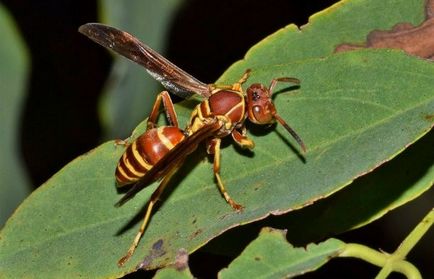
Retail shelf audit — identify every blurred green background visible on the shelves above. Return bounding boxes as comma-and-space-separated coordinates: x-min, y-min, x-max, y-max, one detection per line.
0, 0, 432, 278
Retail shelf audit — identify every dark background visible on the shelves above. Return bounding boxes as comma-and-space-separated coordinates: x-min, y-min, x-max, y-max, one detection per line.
1, 0, 432, 278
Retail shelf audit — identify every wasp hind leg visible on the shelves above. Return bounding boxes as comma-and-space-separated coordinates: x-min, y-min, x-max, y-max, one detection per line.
114, 138, 130, 146
207, 138, 244, 211
114, 91, 178, 147
117, 166, 179, 267
147, 90, 179, 130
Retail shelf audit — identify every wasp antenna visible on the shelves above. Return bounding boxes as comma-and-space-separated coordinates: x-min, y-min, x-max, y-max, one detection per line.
273, 113, 306, 153
277, 77, 300, 84
269, 77, 300, 95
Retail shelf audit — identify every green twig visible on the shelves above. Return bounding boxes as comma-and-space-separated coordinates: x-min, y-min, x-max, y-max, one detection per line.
340, 243, 386, 267
393, 208, 434, 259
339, 208, 433, 279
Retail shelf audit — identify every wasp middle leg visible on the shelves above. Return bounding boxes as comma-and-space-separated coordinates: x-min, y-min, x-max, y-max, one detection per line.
207, 138, 243, 211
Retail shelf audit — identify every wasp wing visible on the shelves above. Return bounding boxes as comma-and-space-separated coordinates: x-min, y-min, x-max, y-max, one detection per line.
116, 119, 222, 207
79, 23, 211, 98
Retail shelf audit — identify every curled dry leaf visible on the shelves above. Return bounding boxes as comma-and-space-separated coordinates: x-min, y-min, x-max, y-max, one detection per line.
335, 0, 434, 59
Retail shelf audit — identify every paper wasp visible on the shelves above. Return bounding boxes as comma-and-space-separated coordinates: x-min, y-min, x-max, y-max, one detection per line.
79, 23, 306, 266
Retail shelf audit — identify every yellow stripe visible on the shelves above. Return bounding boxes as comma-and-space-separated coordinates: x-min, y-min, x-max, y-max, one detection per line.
131, 141, 153, 170
196, 105, 204, 119
225, 101, 243, 118
157, 128, 175, 150
124, 156, 145, 177
117, 164, 135, 181
202, 100, 211, 117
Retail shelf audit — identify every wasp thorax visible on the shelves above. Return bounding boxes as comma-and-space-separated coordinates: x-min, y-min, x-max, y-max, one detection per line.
246, 83, 276, 125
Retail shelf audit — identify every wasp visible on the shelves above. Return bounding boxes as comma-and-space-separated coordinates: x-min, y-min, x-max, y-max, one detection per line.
79, 23, 306, 266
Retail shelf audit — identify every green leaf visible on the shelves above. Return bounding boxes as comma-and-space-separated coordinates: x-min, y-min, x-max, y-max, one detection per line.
154, 267, 193, 279
218, 0, 425, 82
1, 49, 432, 278
281, 129, 434, 244
153, 250, 193, 279
98, 0, 183, 139
1, 0, 433, 278
219, 228, 345, 279
205, 129, 434, 256
0, 4, 31, 227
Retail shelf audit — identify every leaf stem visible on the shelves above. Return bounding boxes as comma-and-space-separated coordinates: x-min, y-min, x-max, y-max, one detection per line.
375, 260, 421, 279
340, 243, 386, 267
393, 208, 434, 259
376, 207, 434, 279
339, 208, 433, 279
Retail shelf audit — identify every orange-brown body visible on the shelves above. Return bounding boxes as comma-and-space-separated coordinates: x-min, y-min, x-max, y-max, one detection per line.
115, 126, 185, 185
80, 23, 307, 267
115, 88, 248, 186
187, 89, 246, 137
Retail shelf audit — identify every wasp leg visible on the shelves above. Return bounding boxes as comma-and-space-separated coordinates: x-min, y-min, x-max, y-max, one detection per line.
230, 69, 251, 91
147, 91, 179, 130
114, 138, 131, 146
237, 69, 251, 85
268, 77, 300, 94
208, 69, 252, 92
208, 83, 234, 91
231, 126, 255, 150
117, 166, 179, 267
207, 138, 244, 211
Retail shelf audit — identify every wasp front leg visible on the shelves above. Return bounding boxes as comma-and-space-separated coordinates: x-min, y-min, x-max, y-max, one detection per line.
208, 69, 251, 92
231, 126, 255, 150
207, 138, 244, 211
231, 69, 251, 91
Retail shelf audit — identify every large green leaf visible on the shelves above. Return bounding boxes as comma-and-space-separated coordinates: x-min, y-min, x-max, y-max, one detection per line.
204, 129, 434, 256
0, 49, 432, 278
0, 4, 30, 227
153, 249, 193, 279
282, 129, 434, 245
154, 267, 193, 279
219, 228, 345, 279
1, 0, 433, 278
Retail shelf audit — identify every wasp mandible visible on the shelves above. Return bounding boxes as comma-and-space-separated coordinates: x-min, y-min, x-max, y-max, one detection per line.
79, 23, 306, 266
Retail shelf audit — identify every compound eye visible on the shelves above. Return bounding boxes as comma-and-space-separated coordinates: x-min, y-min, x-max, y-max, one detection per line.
252, 105, 273, 124
252, 105, 262, 116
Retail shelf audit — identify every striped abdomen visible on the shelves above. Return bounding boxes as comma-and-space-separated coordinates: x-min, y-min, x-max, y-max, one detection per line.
115, 126, 185, 186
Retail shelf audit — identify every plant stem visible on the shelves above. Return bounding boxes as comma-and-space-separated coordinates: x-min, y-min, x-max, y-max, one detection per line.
393, 208, 434, 259
340, 243, 387, 267
376, 260, 421, 279
339, 208, 433, 279
376, 207, 434, 279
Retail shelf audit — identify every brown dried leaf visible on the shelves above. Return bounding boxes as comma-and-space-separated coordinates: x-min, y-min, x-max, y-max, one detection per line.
335, 0, 434, 59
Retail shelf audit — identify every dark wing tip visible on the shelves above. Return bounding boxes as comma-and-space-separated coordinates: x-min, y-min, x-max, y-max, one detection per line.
78, 23, 101, 35
115, 194, 130, 207
78, 23, 125, 47
115, 183, 141, 207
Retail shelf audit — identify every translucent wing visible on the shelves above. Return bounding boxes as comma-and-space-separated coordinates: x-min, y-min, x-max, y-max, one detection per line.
116, 119, 222, 206
79, 23, 211, 98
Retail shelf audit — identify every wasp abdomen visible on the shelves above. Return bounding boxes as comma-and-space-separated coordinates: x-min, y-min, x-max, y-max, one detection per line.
115, 126, 185, 186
